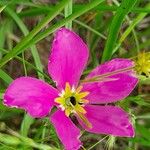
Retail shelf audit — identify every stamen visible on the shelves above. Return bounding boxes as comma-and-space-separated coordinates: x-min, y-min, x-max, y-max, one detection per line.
77, 111, 92, 129
77, 92, 89, 99
76, 85, 83, 93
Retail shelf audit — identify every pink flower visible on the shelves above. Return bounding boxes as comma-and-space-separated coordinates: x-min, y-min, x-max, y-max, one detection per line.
4, 28, 138, 150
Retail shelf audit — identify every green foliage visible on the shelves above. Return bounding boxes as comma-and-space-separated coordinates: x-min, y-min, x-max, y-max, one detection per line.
0, 0, 150, 149
101, 0, 137, 62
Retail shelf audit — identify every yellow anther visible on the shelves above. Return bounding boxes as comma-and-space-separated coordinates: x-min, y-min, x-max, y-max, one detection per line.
76, 92, 89, 99
55, 97, 64, 103
65, 82, 72, 96
77, 111, 92, 129
76, 85, 83, 93
74, 105, 86, 114
65, 108, 72, 117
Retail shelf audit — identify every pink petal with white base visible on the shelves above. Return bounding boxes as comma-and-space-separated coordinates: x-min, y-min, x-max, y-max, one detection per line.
48, 28, 89, 90
82, 59, 138, 103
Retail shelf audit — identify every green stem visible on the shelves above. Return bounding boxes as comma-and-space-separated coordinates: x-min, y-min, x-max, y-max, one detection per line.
87, 135, 109, 150
20, 114, 34, 137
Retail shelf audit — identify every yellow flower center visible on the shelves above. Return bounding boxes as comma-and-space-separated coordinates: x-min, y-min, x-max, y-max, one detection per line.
135, 52, 150, 77
55, 83, 92, 128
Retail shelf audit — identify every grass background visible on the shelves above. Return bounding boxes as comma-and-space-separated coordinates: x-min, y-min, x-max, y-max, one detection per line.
0, 0, 150, 149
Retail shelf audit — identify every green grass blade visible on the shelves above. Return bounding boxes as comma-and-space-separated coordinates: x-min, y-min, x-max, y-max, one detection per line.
0, 132, 59, 150
0, 0, 70, 68
0, 0, 104, 68
74, 20, 106, 39
24, 0, 105, 51
20, 114, 34, 137
119, 4, 150, 45
0, 5, 6, 13
65, 0, 72, 29
101, 0, 137, 62
0, 48, 51, 82
112, 0, 140, 55
0, 69, 13, 84
18, 6, 106, 39
18, 5, 150, 18
113, 3, 150, 54
5, 7, 44, 79
95, 4, 150, 13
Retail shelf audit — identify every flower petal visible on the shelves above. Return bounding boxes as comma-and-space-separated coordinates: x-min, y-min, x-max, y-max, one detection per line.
82, 59, 138, 103
4, 77, 58, 118
48, 28, 89, 90
50, 110, 82, 150
77, 105, 134, 137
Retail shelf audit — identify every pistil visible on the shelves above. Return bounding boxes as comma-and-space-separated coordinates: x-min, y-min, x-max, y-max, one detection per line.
55, 82, 92, 128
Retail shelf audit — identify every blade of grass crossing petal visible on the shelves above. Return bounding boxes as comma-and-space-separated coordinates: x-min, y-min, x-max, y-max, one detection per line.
0, 0, 70, 68
101, 0, 137, 62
